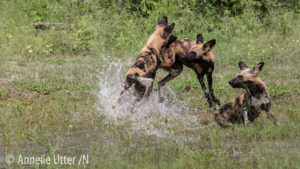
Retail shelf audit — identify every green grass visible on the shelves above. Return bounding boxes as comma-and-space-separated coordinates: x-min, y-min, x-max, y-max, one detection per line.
0, 0, 300, 168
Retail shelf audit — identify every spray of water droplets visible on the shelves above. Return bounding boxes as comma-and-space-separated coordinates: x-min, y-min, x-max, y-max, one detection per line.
96, 55, 200, 137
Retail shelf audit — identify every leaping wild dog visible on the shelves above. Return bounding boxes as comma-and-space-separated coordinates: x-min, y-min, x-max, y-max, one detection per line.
215, 62, 279, 127
119, 16, 175, 112
158, 34, 220, 108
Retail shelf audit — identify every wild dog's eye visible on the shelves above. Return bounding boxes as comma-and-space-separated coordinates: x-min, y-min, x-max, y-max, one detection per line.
237, 75, 243, 79
190, 51, 196, 56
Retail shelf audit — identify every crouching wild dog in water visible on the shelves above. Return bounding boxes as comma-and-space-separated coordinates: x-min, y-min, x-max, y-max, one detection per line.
215, 62, 279, 127
158, 34, 220, 108
119, 16, 175, 112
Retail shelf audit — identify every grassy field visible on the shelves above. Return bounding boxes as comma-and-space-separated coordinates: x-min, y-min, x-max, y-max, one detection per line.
1, 1, 300, 168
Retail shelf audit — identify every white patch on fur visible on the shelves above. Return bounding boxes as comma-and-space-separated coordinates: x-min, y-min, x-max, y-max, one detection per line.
136, 77, 153, 88
251, 93, 269, 107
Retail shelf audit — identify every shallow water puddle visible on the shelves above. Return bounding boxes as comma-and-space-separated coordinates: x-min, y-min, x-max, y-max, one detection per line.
96, 56, 200, 137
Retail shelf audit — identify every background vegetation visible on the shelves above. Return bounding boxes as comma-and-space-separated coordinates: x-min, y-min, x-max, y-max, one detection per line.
0, 0, 299, 168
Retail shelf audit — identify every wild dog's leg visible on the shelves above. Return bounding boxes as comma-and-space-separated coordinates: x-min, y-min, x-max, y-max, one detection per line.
196, 72, 214, 108
144, 83, 153, 99
131, 87, 147, 113
207, 72, 220, 105
266, 111, 280, 126
264, 103, 279, 126
243, 107, 249, 126
118, 81, 133, 103
158, 73, 175, 103
131, 94, 144, 113
144, 74, 155, 99
158, 65, 183, 103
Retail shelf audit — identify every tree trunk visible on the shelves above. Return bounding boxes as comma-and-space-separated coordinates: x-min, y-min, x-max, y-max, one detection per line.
118, 0, 124, 14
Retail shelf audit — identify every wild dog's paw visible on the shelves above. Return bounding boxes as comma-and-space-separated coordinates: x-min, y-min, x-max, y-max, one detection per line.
127, 106, 135, 113
213, 98, 221, 105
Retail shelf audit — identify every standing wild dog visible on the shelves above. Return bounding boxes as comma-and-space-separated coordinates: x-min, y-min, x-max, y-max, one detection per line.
119, 16, 175, 112
158, 34, 220, 108
215, 62, 279, 127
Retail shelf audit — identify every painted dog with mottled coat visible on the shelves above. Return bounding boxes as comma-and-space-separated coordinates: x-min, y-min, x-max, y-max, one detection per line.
215, 61, 279, 127
158, 34, 220, 108
119, 17, 175, 112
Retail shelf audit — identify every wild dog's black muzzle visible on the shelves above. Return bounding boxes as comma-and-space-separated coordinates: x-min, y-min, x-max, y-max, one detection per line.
228, 80, 233, 86
229, 79, 242, 88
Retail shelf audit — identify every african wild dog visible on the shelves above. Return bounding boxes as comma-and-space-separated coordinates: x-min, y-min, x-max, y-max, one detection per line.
215, 62, 279, 127
119, 16, 175, 112
158, 34, 220, 108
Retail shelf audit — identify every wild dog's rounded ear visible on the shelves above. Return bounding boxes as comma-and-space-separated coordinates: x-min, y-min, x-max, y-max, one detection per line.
239, 61, 248, 70
256, 62, 264, 70
252, 62, 264, 75
203, 39, 216, 52
196, 34, 203, 44
162, 23, 175, 38
157, 16, 168, 26
164, 23, 175, 32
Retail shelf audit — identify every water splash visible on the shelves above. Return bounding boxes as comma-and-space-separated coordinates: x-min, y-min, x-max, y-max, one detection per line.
96, 55, 199, 137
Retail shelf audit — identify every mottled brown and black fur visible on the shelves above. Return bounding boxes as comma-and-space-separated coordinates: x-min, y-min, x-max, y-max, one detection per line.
215, 62, 279, 127
119, 17, 175, 112
158, 34, 220, 108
